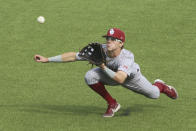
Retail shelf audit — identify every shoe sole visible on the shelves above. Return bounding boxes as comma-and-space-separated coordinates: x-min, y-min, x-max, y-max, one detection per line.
154, 79, 178, 99
114, 103, 121, 112
154, 79, 165, 84
168, 85, 178, 99
103, 103, 121, 118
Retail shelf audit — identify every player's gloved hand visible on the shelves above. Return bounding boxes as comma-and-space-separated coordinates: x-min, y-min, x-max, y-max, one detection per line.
78, 43, 106, 66
34, 55, 49, 63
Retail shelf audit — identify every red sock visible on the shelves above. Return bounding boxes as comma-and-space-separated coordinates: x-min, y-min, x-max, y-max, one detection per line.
153, 82, 164, 93
88, 82, 116, 104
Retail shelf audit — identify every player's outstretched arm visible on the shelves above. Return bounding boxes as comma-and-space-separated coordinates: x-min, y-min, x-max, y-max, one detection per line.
61, 52, 77, 62
34, 52, 77, 63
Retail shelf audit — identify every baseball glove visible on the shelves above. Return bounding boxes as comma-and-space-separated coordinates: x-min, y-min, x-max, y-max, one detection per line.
78, 43, 106, 66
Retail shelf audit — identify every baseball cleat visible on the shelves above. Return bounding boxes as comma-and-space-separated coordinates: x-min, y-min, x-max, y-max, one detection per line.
154, 79, 178, 99
103, 102, 121, 117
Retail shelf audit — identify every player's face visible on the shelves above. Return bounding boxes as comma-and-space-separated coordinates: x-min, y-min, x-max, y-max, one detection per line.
106, 37, 123, 51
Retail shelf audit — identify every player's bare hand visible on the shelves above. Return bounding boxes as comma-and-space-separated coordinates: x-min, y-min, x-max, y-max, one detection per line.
34, 55, 49, 63
99, 63, 106, 69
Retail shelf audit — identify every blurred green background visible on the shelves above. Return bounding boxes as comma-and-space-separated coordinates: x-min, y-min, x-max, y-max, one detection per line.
0, 0, 195, 130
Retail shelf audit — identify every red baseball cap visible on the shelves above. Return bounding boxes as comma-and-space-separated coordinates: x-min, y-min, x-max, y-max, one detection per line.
102, 28, 125, 42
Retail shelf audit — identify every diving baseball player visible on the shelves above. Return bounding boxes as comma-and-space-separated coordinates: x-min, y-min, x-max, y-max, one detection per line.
34, 28, 178, 117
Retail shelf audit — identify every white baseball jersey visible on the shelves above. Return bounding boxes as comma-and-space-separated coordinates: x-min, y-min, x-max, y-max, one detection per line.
76, 44, 140, 78
101, 44, 140, 79
77, 44, 160, 99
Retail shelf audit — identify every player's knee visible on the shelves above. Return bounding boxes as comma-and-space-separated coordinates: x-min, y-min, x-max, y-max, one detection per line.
148, 88, 160, 99
150, 93, 160, 99
85, 70, 99, 85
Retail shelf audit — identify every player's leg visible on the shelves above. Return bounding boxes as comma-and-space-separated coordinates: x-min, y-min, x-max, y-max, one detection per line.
123, 72, 178, 99
123, 74, 161, 99
85, 67, 120, 117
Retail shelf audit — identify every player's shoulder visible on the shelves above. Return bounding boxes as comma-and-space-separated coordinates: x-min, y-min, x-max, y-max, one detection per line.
120, 49, 134, 59
117, 49, 135, 65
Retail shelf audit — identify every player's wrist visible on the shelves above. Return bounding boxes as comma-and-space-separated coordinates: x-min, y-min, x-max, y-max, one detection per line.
46, 58, 49, 62
103, 66, 115, 79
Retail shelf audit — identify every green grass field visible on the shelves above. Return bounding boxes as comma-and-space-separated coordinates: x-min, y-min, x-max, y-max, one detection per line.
0, 0, 196, 130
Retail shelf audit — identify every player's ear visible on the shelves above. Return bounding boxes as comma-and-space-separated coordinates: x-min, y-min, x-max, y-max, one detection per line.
119, 42, 124, 48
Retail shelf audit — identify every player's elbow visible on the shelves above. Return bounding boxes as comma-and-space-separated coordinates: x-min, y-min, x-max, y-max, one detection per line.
114, 76, 127, 84
114, 71, 127, 84
69, 52, 77, 61
117, 78, 126, 84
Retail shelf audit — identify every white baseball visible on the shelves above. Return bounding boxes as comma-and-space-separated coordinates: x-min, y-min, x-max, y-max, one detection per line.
37, 16, 45, 23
